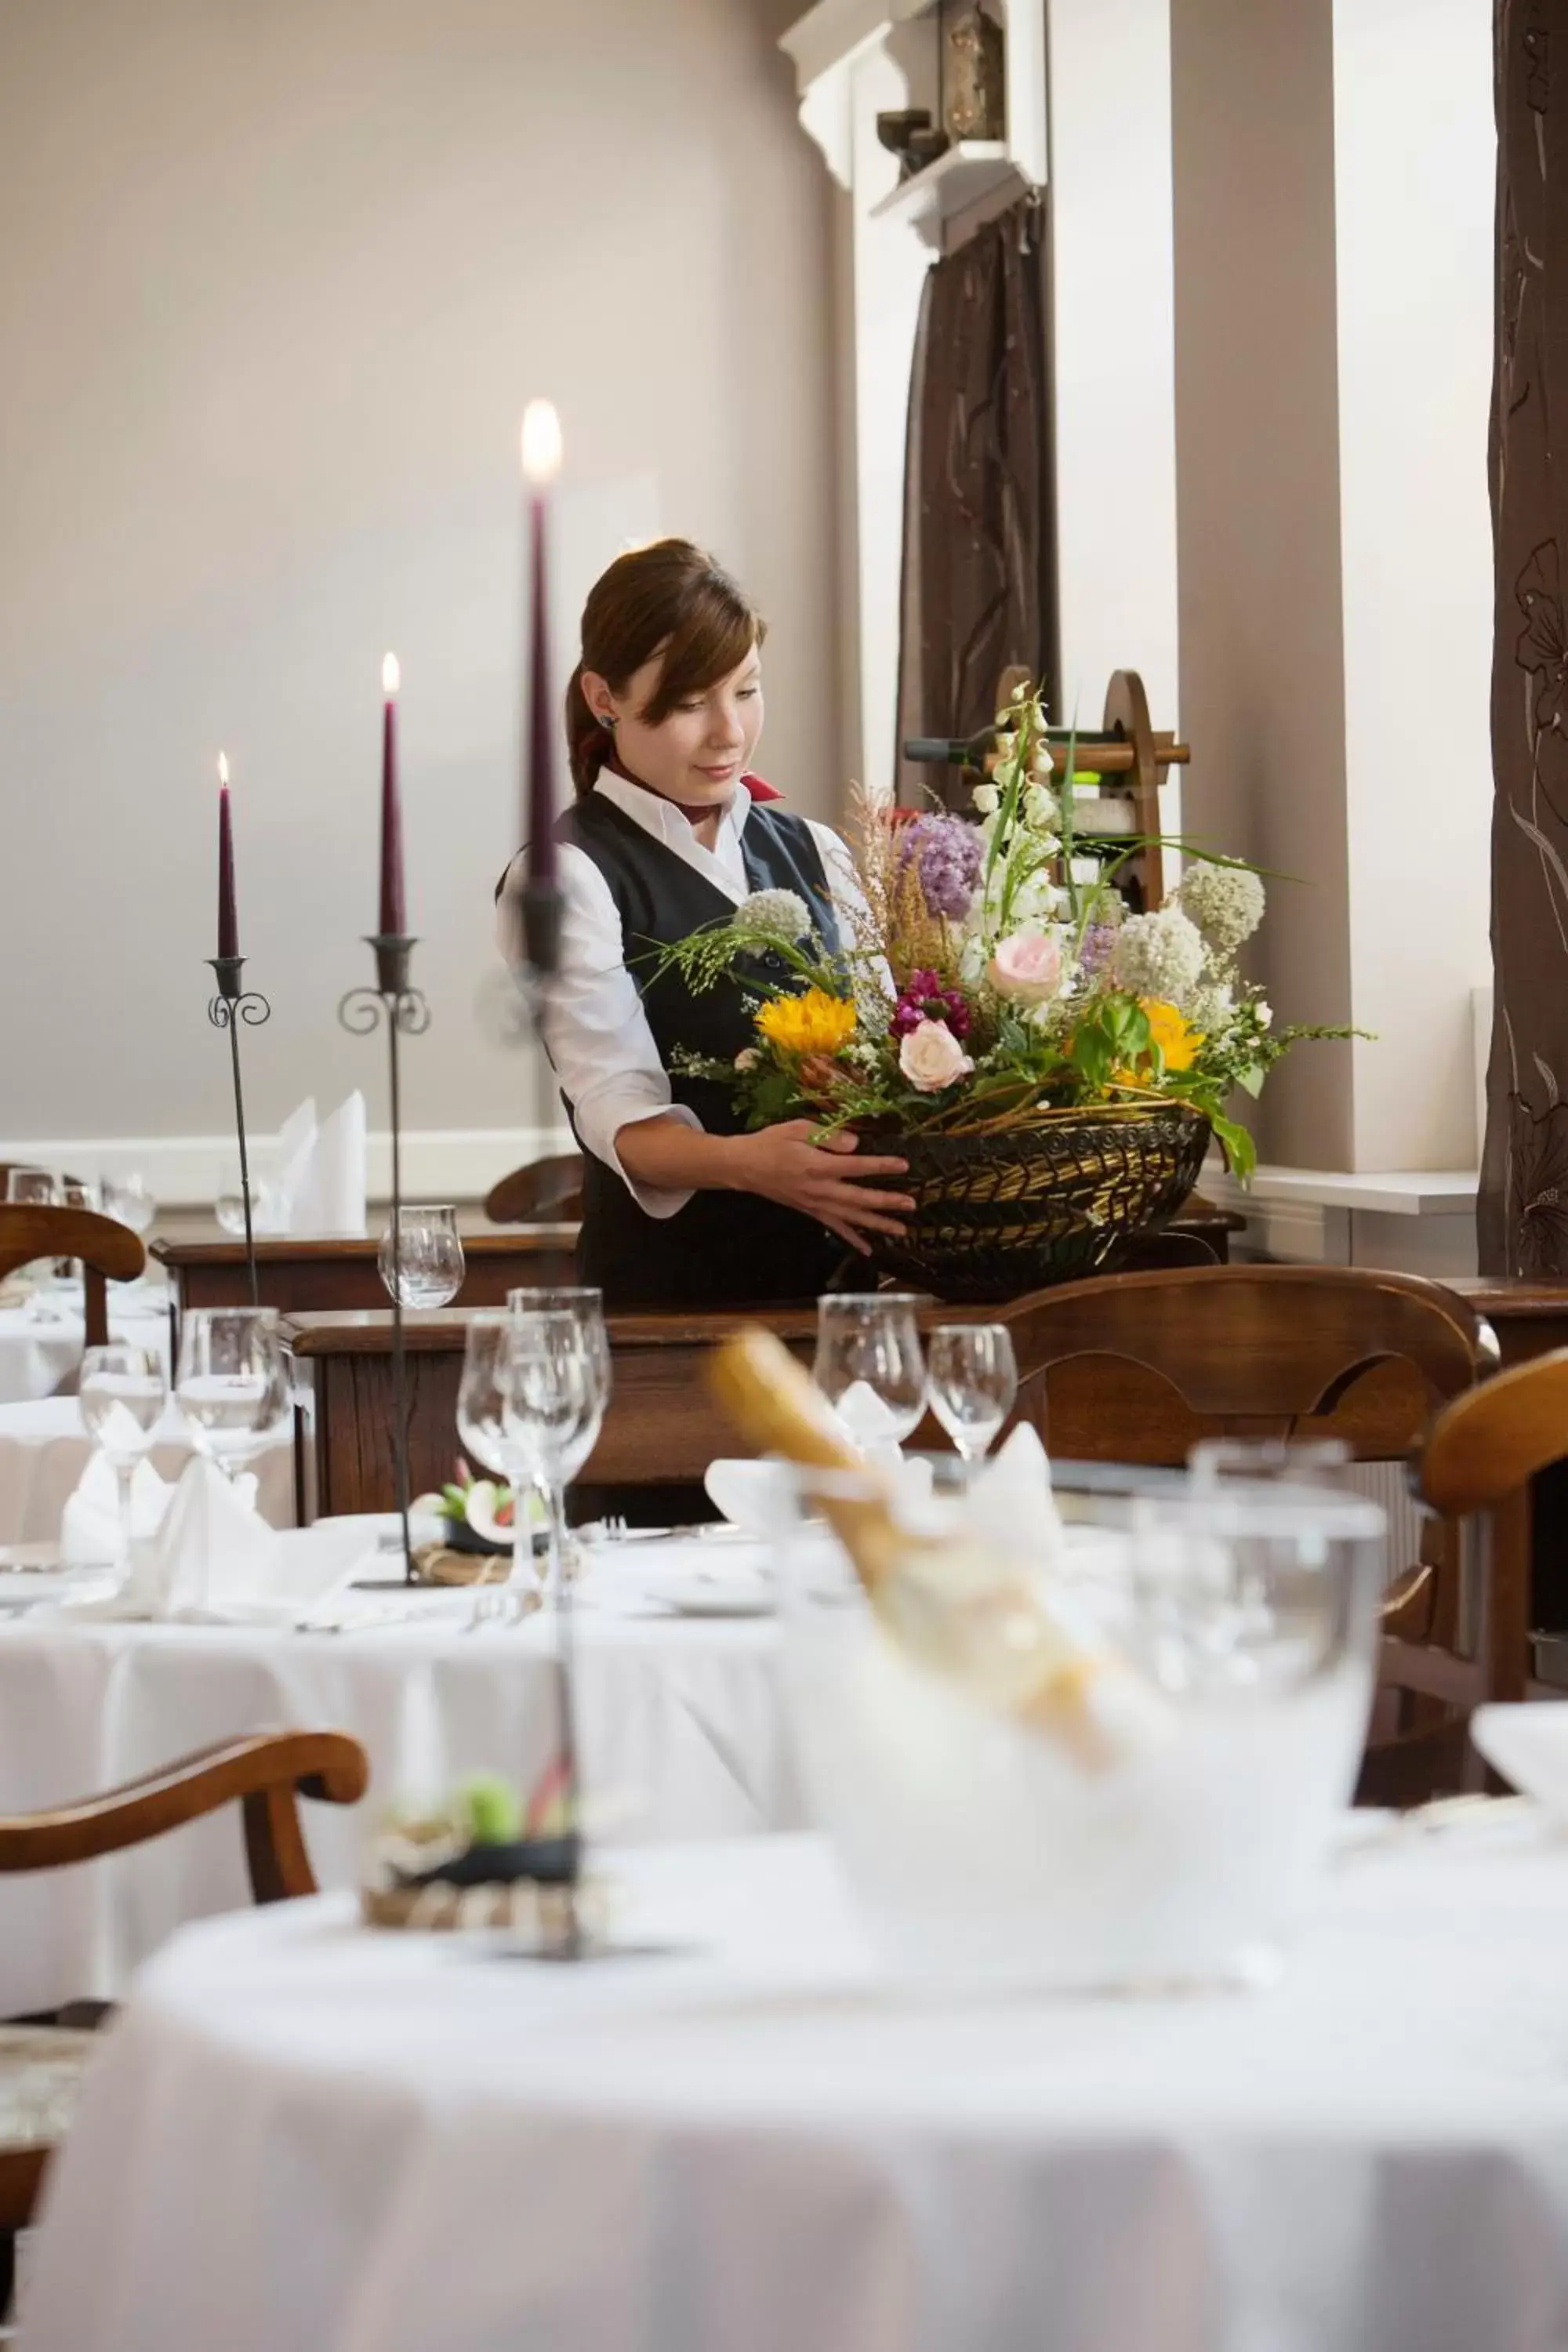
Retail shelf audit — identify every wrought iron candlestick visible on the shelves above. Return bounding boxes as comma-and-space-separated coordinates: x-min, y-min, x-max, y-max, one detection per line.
339, 935, 430, 1581
206, 956, 271, 1307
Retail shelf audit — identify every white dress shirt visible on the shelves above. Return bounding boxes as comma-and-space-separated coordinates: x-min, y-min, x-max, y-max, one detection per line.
498, 768, 866, 1217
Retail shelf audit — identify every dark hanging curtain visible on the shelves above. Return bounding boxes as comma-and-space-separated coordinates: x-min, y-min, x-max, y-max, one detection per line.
1483, 0, 1568, 1272
895, 194, 1055, 811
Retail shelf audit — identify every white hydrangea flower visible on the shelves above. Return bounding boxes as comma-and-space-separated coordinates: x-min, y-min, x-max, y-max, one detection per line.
1109, 906, 1207, 1004
733, 887, 811, 946
1177, 862, 1265, 953
971, 780, 1000, 815
1184, 978, 1235, 1036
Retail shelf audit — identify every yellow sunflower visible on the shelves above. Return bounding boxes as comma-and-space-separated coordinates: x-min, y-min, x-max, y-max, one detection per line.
755, 988, 858, 1058
1142, 998, 1203, 1073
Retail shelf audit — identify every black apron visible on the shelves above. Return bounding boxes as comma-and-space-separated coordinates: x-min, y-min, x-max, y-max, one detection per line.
552, 791, 848, 1311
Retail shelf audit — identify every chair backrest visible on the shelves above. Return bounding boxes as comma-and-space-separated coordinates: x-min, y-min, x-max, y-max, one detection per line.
997, 1264, 1498, 1465
1414, 1347, 1568, 1712
0, 1205, 146, 1347
484, 1152, 584, 1225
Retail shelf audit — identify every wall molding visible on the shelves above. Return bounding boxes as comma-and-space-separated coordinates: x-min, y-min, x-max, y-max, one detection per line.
0, 1128, 574, 1209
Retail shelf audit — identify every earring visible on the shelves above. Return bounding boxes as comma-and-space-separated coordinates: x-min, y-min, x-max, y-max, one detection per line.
599, 713, 617, 732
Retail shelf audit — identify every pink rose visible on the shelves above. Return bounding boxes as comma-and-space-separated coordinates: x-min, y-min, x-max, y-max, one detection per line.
898, 1018, 975, 1094
988, 931, 1063, 1004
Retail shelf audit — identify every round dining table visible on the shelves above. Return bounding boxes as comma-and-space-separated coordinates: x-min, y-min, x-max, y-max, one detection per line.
21, 1817, 1568, 2352
0, 1284, 171, 1406
0, 1397, 295, 1546
0, 1540, 795, 2016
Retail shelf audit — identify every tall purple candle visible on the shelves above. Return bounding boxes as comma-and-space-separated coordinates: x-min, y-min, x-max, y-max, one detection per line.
216, 752, 239, 959
378, 652, 406, 936
521, 401, 563, 886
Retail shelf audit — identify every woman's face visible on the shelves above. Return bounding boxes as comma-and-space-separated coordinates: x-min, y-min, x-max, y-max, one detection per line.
587, 643, 763, 808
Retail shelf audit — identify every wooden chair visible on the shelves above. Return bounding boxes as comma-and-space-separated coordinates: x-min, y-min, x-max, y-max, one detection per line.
995, 1265, 1503, 1802
0, 1204, 145, 1347
484, 1152, 584, 1226
1417, 1347, 1568, 1714
0, 1730, 368, 2287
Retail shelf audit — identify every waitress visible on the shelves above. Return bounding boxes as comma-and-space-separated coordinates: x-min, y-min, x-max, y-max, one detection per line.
499, 536, 913, 1311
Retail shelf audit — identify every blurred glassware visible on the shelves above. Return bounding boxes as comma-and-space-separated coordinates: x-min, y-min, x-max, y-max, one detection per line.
102, 1173, 156, 1236
503, 1307, 602, 1599
175, 1307, 290, 1482
1189, 1437, 1352, 1490
770, 1461, 1384, 1993
456, 1312, 540, 1607
78, 1343, 168, 1577
927, 1323, 1018, 1461
813, 1293, 927, 1451
506, 1284, 610, 1398
5, 1171, 57, 1207
378, 1204, 465, 1308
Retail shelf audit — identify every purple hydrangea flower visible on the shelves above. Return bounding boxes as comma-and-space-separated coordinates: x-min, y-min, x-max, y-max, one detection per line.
898, 815, 983, 922
1079, 923, 1117, 978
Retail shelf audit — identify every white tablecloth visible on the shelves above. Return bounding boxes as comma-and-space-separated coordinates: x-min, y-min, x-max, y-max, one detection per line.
24, 1822, 1568, 2352
0, 1398, 294, 1545
0, 1549, 794, 2015
0, 1287, 171, 1405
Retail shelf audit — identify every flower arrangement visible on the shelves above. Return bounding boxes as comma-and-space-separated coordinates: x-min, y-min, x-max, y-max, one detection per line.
657, 685, 1348, 1181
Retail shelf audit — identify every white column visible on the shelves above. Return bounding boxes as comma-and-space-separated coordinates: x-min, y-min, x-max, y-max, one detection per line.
1334, 0, 1494, 1171
1044, 0, 1180, 736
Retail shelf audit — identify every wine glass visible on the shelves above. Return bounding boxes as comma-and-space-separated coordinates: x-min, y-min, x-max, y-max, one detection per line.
175, 1307, 290, 1482
456, 1312, 540, 1605
378, 1205, 465, 1308
927, 1323, 1018, 1462
814, 1294, 927, 1452
78, 1343, 168, 1576
506, 1284, 611, 1402
503, 1308, 602, 1600
103, 1172, 156, 1236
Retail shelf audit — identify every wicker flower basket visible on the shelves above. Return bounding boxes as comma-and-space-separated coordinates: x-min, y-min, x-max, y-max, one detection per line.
864, 1105, 1212, 1305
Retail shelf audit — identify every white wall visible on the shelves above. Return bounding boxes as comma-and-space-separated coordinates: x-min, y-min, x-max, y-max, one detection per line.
1045, 0, 1179, 736
1334, 0, 1494, 1170
0, 0, 838, 1192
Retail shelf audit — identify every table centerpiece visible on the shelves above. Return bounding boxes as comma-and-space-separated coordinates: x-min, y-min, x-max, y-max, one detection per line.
656, 684, 1350, 1301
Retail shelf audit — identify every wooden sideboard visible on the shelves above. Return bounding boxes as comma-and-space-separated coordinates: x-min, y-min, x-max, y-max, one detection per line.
154, 1225, 579, 1327
281, 1276, 1568, 1526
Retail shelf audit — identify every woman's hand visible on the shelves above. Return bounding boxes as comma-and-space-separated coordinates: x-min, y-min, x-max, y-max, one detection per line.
724, 1122, 915, 1257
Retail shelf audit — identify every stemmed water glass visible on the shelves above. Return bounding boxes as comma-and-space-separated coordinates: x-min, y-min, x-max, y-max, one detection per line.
378, 1205, 466, 1308
78, 1343, 168, 1577
175, 1308, 291, 1483
456, 1312, 542, 1607
813, 1293, 927, 1452
506, 1285, 610, 1396
503, 1308, 604, 1600
103, 1172, 156, 1236
927, 1323, 1018, 1462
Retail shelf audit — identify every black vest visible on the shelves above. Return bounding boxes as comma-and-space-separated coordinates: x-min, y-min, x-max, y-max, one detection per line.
552, 790, 847, 1309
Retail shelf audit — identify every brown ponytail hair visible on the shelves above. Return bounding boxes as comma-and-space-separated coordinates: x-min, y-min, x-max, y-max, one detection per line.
564, 538, 766, 793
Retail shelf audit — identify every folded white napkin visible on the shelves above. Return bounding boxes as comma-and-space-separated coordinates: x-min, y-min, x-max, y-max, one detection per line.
265, 1094, 368, 1238
964, 1422, 1066, 1565
61, 1456, 363, 1624
60, 1449, 176, 1565
1472, 1704, 1568, 1818
289, 1091, 367, 1237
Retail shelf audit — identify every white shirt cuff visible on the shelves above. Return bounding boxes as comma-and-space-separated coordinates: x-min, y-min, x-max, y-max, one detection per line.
601, 1102, 704, 1219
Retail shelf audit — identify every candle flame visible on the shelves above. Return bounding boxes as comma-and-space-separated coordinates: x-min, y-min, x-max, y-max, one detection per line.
217, 751, 230, 787
521, 399, 563, 485
383, 652, 400, 697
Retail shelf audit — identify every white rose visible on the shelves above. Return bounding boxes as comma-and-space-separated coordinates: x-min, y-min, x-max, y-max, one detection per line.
898, 1018, 975, 1094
